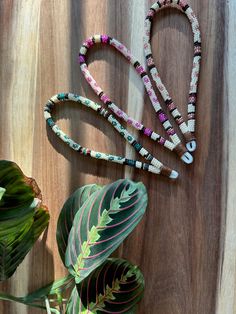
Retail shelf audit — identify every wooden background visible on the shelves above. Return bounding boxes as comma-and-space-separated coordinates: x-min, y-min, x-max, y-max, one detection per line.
0, 0, 234, 313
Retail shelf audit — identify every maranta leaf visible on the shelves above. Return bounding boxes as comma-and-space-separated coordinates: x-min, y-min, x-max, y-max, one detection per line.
66, 258, 144, 314
65, 179, 147, 283
0, 160, 49, 280
57, 184, 101, 265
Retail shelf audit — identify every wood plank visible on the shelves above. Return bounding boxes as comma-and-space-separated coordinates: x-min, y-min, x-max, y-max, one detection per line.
216, 1, 236, 313
0, 0, 228, 313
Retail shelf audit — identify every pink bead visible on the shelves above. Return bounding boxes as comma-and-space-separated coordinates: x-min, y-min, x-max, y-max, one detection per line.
189, 96, 196, 103
167, 128, 175, 136
180, 0, 187, 7
86, 38, 94, 48
168, 102, 176, 111
147, 57, 154, 66
148, 10, 154, 17
137, 66, 144, 74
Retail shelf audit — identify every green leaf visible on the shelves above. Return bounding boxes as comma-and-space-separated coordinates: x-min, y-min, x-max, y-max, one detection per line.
0, 160, 50, 281
57, 184, 102, 265
0, 160, 35, 219
24, 274, 74, 303
65, 286, 80, 314
65, 179, 147, 283
66, 258, 144, 314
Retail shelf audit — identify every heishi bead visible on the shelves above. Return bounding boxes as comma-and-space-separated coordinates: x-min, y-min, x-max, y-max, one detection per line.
94, 35, 101, 43
144, 128, 152, 136
101, 34, 109, 43
159, 137, 166, 145
179, 123, 190, 133
80, 46, 87, 55
86, 38, 94, 48
188, 104, 196, 112
79, 55, 85, 63
159, 112, 167, 122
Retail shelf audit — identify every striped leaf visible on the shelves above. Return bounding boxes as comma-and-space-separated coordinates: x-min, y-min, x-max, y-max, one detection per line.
57, 184, 101, 265
66, 258, 144, 314
65, 179, 147, 283
0, 160, 49, 280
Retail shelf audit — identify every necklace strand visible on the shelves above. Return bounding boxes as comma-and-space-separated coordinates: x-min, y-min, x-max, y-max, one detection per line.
144, 0, 201, 151
44, 93, 178, 179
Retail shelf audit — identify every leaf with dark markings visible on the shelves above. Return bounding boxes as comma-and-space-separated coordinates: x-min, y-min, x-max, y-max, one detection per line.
65, 286, 80, 314
66, 258, 144, 314
0, 160, 49, 281
65, 179, 147, 283
57, 184, 102, 265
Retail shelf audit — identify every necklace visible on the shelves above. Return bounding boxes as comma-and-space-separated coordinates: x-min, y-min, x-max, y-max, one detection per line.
44, 93, 178, 179
144, 0, 201, 151
44, 0, 201, 179
78, 1, 201, 164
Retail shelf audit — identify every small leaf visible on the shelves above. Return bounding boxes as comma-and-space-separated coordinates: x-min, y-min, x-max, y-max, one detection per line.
65, 179, 147, 283
57, 184, 102, 265
65, 258, 144, 314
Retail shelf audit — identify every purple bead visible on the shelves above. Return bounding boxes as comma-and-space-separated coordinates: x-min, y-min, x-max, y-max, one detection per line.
159, 137, 166, 145
159, 112, 167, 123
79, 55, 85, 63
101, 35, 109, 43
144, 128, 152, 136
101, 94, 110, 103
167, 128, 175, 136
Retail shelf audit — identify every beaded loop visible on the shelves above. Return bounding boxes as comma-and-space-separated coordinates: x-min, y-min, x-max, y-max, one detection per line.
44, 93, 179, 179
79, 35, 193, 164
144, 0, 201, 151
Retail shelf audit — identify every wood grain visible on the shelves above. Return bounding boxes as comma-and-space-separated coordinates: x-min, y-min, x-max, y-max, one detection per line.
0, 0, 229, 313
216, 1, 236, 313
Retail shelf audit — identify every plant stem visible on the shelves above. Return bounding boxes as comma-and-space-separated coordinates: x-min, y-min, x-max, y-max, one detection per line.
0, 187, 6, 200
49, 298, 67, 302
45, 297, 52, 314
59, 303, 64, 314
